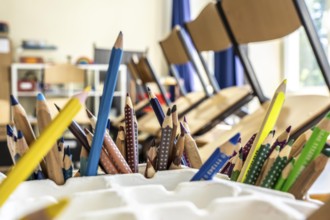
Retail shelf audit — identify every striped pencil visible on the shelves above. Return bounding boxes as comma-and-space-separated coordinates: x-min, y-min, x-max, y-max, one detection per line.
230, 151, 243, 181
6, 124, 15, 164
125, 93, 138, 173
243, 130, 275, 185
169, 123, 185, 170
256, 145, 280, 185
115, 126, 126, 159
85, 128, 118, 174
168, 105, 178, 167
183, 124, 203, 169
157, 108, 173, 170
260, 141, 292, 189
289, 150, 330, 199
86, 32, 123, 176
62, 146, 73, 181
274, 156, 297, 190
37, 93, 64, 185
282, 112, 330, 191
147, 87, 165, 126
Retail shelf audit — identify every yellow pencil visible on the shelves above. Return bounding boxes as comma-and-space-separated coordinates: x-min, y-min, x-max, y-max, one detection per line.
0, 89, 89, 207
20, 198, 69, 220
238, 79, 286, 182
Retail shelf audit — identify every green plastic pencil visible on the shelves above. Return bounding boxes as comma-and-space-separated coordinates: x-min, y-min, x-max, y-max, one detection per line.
282, 112, 330, 192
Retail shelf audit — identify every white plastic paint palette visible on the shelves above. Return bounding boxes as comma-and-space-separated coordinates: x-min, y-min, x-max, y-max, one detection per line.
0, 167, 319, 220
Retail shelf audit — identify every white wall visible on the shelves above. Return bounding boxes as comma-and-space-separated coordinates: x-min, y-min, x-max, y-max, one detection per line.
0, 0, 171, 74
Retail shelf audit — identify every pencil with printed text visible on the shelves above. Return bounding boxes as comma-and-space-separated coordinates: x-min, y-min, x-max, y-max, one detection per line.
6, 124, 15, 163
244, 130, 275, 185
289, 149, 330, 199
20, 198, 69, 220
289, 129, 312, 160
37, 93, 64, 185
62, 146, 73, 181
168, 105, 178, 167
116, 126, 126, 159
274, 155, 297, 190
191, 133, 241, 181
170, 123, 185, 170
184, 124, 203, 169
125, 93, 138, 172
157, 108, 173, 170
86, 32, 123, 176
85, 128, 118, 174
147, 87, 165, 126
0, 90, 88, 207
238, 80, 286, 182
256, 145, 280, 185
260, 140, 292, 188
282, 112, 330, 191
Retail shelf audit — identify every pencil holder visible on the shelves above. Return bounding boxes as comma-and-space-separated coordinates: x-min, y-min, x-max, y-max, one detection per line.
0, 164, 320, 220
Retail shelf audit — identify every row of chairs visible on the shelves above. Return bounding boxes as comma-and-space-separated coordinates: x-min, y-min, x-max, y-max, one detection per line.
116, 0, 330, 161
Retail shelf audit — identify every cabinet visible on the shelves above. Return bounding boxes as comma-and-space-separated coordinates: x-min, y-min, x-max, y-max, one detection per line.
10, 63, 127, 124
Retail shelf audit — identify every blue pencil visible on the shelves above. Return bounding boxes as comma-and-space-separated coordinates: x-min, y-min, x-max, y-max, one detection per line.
191, 133, 240, 181
147, 87, 165, 126
85, 32, 123, 176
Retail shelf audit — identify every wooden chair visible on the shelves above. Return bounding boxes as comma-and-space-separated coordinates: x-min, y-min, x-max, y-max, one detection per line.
197, 0, 330, 160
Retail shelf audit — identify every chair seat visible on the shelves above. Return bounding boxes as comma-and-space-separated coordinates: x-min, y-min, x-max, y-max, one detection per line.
138, 91, 206, 135
138, 86, 251, 136
198, 94, 330, 162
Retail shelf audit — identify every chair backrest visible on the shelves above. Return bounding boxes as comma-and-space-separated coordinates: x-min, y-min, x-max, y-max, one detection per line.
221, 0, 300, 44
44, 64, 84, 84
185, 2, 231, 53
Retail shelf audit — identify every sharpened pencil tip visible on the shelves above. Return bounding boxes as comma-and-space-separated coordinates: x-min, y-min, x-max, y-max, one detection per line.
180, 122, 188, 134
10, 95, 18, 106
14, 135, 17, 142
171, 105, 177, 113
37, 93, 46, 101
114, 31, 123, 49
126, 93, 130, 97
229, 133, 241, 145
183, 116, 187, 123
65, 146, 71, 155
17, 130, 23, 139
6, 124, 13, 136
166, 108, 171, 116
84, 86, 91, 92
147, 87, 151, 92
54, 103, 61, 111
286, 125, 292, 133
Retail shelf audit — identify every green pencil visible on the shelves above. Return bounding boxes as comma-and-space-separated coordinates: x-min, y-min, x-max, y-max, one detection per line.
282, 112, 330, 192
274, 156, 297, 190
256, 145, 280, 186
230, 151, 243, 181
261, 142, 292, 189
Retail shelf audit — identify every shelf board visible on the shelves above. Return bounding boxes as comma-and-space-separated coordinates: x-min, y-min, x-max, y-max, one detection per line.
17, 91, 123, 97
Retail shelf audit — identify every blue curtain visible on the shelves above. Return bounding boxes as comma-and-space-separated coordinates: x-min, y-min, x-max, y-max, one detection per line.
171, 0, 195, 100
214, 47, 244, 88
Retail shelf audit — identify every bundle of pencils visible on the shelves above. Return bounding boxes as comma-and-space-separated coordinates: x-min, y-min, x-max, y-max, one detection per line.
6, 94, 76, 184
144, 105, 203, 178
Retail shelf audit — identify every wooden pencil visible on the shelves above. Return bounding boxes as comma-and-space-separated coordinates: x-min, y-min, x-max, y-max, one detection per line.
269, 126, 291, 155
283, 112, 330, 191
147, 87, 165, 126
230, 151, 243, 181
86, 32, 123, 176
242, 133, 257, 162
125, 93, 138, 173
145, 155, 156, 179
115, 126, 126, 159
79, 146, 88, 176
62, 146, 73, 181
168, 105, 178, 167
6, 124, 15, 164
133, 112, 139, 167
289, 129, 312, 160
221, 137, 241, 176
183, 116, 191, 134
256, 145, 280, 185
169, 122, 185, 170
183, 124, 203, 169
85, 128, 118, 174
148, 139, 158, 169
260, 142, 292, 189
289, 151, 329, 199
238, 79, 286, 182
37, 93, 64, 185
157, 108, 173, 170
57, 137, 65, 168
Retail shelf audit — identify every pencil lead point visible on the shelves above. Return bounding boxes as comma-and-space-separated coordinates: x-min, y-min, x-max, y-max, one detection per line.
17, 130, 23, 139
54, 103, 61, 111
126, 93, 130, 97
114, 31, 123, 49
10, 95, 18, 106
286, 125, 292, 133
183, 116, 187, 123
171, 105, 177, 113
6, 125, 13, 136
37, 93, 46, 101
166, 108, 171, 116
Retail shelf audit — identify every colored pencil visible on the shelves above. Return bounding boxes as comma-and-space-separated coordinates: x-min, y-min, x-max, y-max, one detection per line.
79, 146, 88, 176
242, 133, 257, 162
148, 139, 158, 169
147, 87, 165, 126
86, 32, 123, 176
184, 124, 203, 169
274, 156, 297, 190
37, 93, 64, 185
133, 112, 139, 167
6, 124, 15, 163
289, 150, 329, 199
168, 105, 178, 167
157, 108, 173, 170
221, 137, 241, 176
57, 137, 65, 168
125, 93, 138, 173
260, 141, 292, 189
289, 129, 312, 160
0, 90, 88, 207
243, 130, 275, 185
282, 112, 330, 191
256, 145, 280, 185
62, 146, 73, 181
145, 142, 157, 179
20, 198, 69, 220
183, 116, 191, 134
238, 79, 286, 182
106, 119, 111, 134
230, 151, 243, 181
169, 123, 185, 170
115, 126, 126, 159
269, 126, 291, 154
85, 128, 118, 174
191, 133, 241, 181
15, 131, 35, 180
